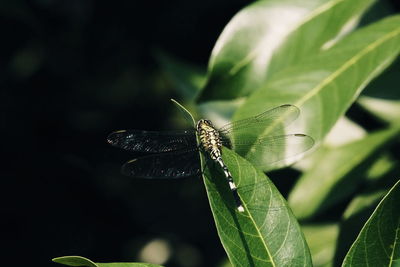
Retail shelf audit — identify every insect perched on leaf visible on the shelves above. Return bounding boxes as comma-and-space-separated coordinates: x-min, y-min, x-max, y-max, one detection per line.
107, 104, 314, 212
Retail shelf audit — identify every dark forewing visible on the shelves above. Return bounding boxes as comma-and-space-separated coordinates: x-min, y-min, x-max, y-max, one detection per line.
122, 149, 201, 178
218, 104, 300, 135
107, 130, 197, 153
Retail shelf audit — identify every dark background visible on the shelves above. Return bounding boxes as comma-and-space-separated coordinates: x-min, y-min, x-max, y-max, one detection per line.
2, 1, 399, 267
2, 1, 248, 267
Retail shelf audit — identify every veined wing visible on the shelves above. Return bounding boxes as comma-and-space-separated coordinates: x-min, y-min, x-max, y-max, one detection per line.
218, 104, 300, 135
221, 134, 314, 167
107, 129, 197, 153
122, 149, 200, 178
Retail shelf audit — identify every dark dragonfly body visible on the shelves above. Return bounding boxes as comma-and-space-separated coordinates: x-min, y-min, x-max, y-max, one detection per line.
197, 119, 244, 212
107, 104, 314, 212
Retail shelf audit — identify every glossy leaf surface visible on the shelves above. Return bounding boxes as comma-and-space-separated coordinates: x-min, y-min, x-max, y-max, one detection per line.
232, 15, 400, 170
198, 0, 375, 102
288, 127, 400, 220
334, 158, 399, 265
52, 256, 163, 267
341, 179, 400, 266
202, 148, 312, 266
358, 59, 400, 124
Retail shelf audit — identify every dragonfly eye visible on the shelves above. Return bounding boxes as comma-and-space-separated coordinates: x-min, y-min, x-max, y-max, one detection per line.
196, 119, 213, 130
196, 120, 204, 131
204, 119, 213, 126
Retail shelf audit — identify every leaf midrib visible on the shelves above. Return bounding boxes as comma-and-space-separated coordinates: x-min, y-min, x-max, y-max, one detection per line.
247, 24, 400, 155
234, 155, 278, 267
220, 0, 346, 77
295, 26, 400, 108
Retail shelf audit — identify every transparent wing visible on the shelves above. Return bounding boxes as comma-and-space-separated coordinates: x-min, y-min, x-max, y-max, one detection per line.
121, 149, 200, 178
107, 129, 197, 153
221, 134, 314, 167
218, 104, 300, 135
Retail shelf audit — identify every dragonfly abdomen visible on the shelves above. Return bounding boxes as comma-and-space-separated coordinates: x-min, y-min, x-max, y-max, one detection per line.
197, 119, 245, 212
216, 157, 245, 212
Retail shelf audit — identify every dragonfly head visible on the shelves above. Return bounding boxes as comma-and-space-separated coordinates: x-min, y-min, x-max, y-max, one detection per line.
196, 119, 213, 132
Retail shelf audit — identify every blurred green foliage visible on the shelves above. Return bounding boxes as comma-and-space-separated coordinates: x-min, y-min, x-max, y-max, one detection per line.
3, 0, 400, 267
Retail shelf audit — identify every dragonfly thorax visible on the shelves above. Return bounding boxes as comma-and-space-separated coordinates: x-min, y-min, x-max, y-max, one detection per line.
197, 119, 222, 160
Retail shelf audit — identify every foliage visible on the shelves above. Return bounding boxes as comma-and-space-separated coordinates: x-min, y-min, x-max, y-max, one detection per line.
52, 256, 163, 267
54, 0, 400, 266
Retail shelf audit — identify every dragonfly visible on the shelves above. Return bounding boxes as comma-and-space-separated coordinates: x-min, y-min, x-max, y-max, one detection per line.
107, 104, 314, 212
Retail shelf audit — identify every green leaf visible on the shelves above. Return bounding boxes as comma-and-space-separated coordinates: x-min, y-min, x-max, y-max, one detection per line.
343, 190, 387, 221
334, 189, 387, 266
53, 256, 98, 267
334, 159, 399, 265
358, 59, 400, 124
170, 98, 196, 127
341, 179, 400, 267
218, 258, 233, 267
322, 117, 366, 147
52, 256, 163, 267
198, 0, 375, 102
156, 50, 205, 101
202, 148, 312, 266
232, 15, 400, 170
302, 223, 339, 267
365, 154, 398, 182
288, 126, 400, 220
293, 117, 366, 172
97, 264, 163, 267
359, 96, 400, 124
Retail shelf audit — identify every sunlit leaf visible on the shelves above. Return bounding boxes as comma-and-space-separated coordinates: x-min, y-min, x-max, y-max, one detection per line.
322, 117, 366, 147
198, 0, 375, 102
232, 15, 400, 171
288, 126, 400, 220
52, 256, 163, 267
359, 96, 400, 124
343, 191, 387, 221
302, 224, 339, 267
294, 117, 366, 172
364, 154, 398, 182
358, 59, 400, 123
341, 179, 400, 266
53, 256, 98, 267
202, 148, 312, 266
